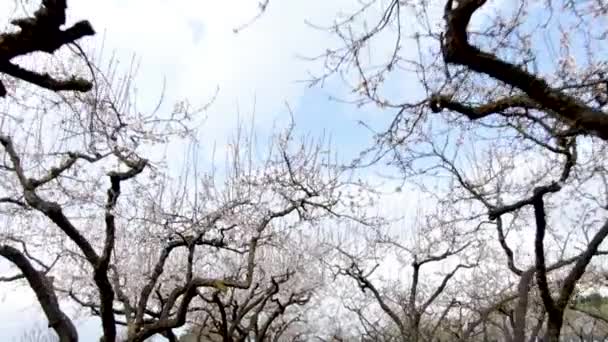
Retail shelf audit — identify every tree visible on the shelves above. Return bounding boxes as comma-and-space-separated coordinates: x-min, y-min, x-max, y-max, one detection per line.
0, 2, 372, 342
299, 0, 608, 341
327, 210, 479, 342
6, 0, 608, 340
177, 222, 329, 342
0, 60, 359, 341
181, 271, 311, 342
0, 0, 94, 96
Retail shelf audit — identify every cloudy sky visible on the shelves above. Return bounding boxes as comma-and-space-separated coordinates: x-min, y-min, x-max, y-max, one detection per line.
0, 0, 410, 340
0, 0, 519, 339
64, 0, 394, 162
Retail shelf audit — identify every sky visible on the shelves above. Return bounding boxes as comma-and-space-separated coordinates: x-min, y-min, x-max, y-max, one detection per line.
0, 0, 523, 340
63, 0, 389, 163
0, 0, 411, 340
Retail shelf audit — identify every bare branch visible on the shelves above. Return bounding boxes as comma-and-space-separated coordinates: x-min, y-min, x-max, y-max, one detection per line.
442, 0, 608, 140
429, 94, 540, 120
0, 0, 95, 95
0, 245, 77, 342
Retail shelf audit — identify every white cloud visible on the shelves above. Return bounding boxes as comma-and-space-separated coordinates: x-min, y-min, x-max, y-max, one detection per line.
0, 1, 461, 339
62, 0, 366, 158
0, 1, 367, 339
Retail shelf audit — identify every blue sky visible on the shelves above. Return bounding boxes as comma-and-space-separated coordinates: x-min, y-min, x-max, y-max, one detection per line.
0, 0, 556, 340
0, 0, 403, 340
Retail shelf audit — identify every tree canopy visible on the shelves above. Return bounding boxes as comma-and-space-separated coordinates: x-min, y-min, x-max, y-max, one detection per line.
2, 1, 608, 341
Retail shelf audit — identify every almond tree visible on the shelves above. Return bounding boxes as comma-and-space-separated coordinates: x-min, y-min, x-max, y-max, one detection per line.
298, 0, 608, 340
325, 205, 480, 342
183, 272, 311, 341
0, 1, 94, 340
178, 224, 329, 342
0, 57, 361, 340
0, 0, 94, 96
0, 2, 372, 342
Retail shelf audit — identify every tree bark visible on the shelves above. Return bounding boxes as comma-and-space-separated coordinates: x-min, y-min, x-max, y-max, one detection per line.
0, 245, 78, 342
